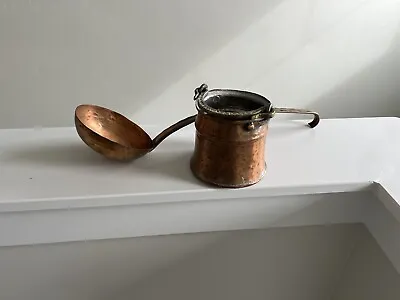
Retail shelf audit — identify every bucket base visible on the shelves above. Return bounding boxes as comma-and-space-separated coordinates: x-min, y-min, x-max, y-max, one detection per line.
190, 158, 267, 188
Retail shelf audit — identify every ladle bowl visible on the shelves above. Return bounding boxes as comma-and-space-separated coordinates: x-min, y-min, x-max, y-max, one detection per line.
75, 104, 196, 161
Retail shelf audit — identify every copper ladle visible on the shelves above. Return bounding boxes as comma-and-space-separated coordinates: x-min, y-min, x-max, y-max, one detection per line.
75, 104, 196, 161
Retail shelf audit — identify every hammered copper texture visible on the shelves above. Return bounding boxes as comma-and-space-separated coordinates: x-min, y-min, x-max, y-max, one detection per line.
75, 105, 153, 161
190, 113, 268, 188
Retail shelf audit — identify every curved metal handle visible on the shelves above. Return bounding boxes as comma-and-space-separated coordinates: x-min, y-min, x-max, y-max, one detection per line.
274, 107, 320, 128
152, 115, 196, 149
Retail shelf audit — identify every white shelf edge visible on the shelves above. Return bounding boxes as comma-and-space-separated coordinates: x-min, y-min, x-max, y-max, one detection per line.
0, 181, 372, 213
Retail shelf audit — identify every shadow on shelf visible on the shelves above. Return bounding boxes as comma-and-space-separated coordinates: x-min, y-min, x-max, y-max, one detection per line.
2, 139, 208, 186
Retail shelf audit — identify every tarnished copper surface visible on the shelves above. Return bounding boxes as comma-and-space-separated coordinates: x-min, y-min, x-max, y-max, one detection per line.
190, 83, 320, 188
190, 112, 269, 188
75, 104, 153, 160
75, 104, 196, 161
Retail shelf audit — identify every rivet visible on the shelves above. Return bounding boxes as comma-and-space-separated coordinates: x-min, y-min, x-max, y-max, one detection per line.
247, 122, 255, 131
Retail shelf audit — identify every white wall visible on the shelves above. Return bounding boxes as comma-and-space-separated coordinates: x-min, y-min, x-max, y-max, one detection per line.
1, 0, 400, 129
333, 228, 400, 300
126, 224, 364, 300
0, 224, 364, 300
1, 223, 399, 300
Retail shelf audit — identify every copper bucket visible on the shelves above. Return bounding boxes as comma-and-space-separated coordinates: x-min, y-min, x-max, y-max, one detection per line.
74, 83, 319, 188
190, 84, 319, 188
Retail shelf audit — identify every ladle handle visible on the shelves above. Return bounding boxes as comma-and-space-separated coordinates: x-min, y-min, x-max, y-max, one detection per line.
152, 115, 196, 148
273, 107, 320, 128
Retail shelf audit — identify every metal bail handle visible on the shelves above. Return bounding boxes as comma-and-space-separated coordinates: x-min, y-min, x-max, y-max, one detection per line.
271, 107, 320, 128
248, 107, 320, 128
193, 83, 320, 128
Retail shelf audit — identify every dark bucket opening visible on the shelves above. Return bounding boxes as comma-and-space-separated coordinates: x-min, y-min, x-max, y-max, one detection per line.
204, 91, 270, 114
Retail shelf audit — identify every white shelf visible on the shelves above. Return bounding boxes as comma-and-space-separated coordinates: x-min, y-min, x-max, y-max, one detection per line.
1, 117, 400, 262
1, 117, 395, 212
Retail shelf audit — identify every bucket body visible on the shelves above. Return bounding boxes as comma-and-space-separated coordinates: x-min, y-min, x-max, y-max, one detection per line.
190, 84, 273, 187
190, 112, 269, 187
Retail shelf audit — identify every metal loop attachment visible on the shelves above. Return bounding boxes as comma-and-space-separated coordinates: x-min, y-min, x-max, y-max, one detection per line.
194, 83, 209, 100
243, 104, 275, 131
